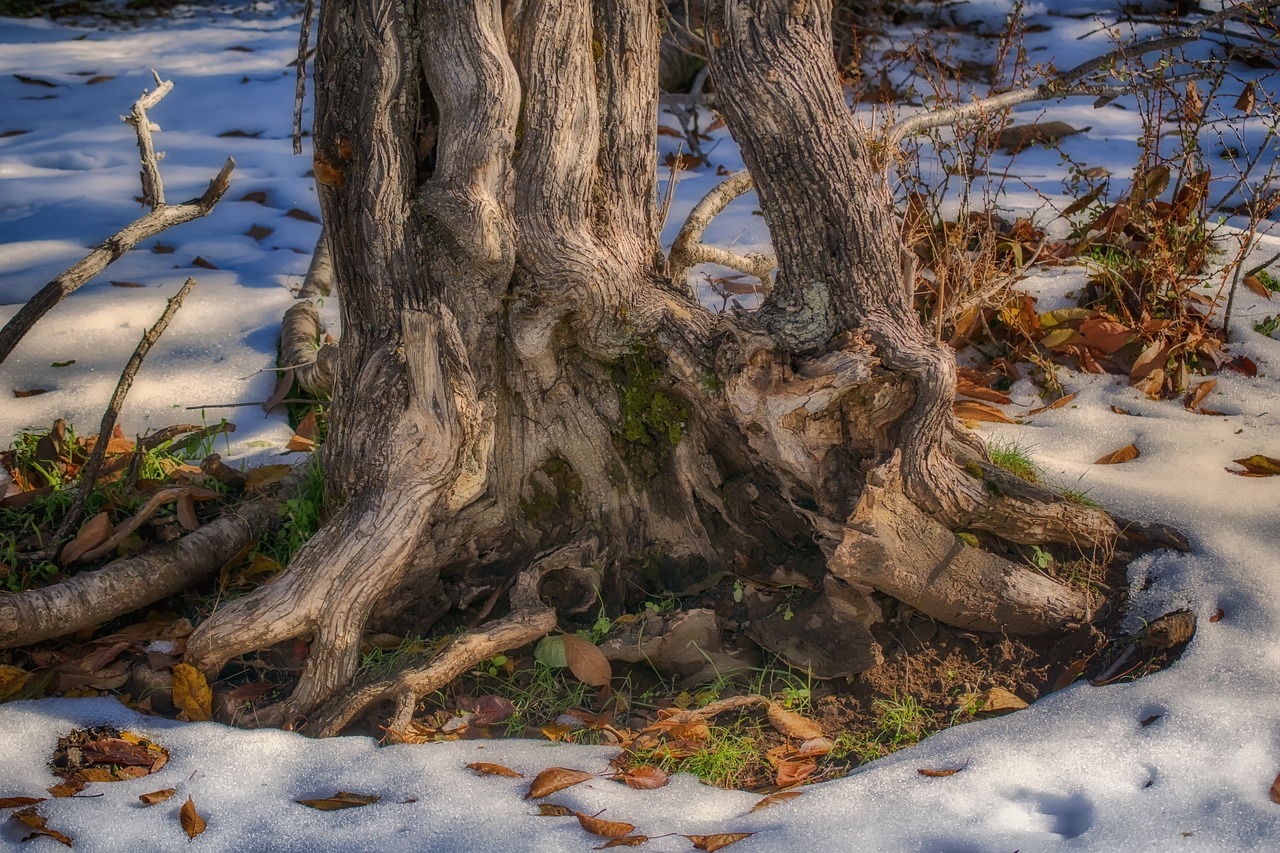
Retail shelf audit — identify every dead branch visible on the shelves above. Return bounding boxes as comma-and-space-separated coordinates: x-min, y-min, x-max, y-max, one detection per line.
0, 465, 307, 649
668, 170, 776, 288
0, 79, 234, 366
884, 0, 1280, 148
293, 0, 316, 156
54, 278, 197, 552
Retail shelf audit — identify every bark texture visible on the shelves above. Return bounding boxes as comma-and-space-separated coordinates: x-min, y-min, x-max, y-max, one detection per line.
184, 0, 1129, 732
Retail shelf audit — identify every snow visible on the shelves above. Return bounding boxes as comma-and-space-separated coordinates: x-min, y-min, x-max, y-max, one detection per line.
2, 1, 1280, 850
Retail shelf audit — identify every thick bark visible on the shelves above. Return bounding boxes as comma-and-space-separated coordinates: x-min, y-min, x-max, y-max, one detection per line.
183, 0, 1134, 732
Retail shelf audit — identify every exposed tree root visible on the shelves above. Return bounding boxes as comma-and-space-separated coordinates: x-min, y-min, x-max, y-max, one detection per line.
311, 540, 597, 737
0, 465, 308, 648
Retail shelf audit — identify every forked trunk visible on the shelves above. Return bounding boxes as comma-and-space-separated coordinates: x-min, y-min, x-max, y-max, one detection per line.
186, 0, 1122, 733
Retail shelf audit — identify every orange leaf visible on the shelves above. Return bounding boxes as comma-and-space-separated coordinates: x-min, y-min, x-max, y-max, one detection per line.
170, 663, 213, 722
775, 758, 817, 788
286, 434, 316, 452
1236, 83, 1256, 115
180, 797, 207, 840
12, 809, 73, 847
62, 511, 114, 564
766, 703, 823, 740
1130, 339, 1170, 382
1076, 318, 1132, 355
1028, 392, 1076, 415
1243, 276, 1272, 299
561, 634, 612, 687
1094, 444, 1140, 465
1271, 772, 1280, 805
526, 768, 594, 799
1209, 609, 1225, 623
1229, 455, 1280, 477
615, 765, 669, 790
685, 832, 754, 852
917, 764, 967, 778
467, 762, 523, 779
0, 797, 45, 808
1184, 379, 1216, 411
953, 400, 1017, 424
956, 380, 1012, 405
750, 790, 803, 812
139, 788, 176, 806
577, 812, 636, 838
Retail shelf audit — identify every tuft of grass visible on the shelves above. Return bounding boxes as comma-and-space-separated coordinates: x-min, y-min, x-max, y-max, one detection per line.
987, 440, 1039, 483
637, 725, 763, 789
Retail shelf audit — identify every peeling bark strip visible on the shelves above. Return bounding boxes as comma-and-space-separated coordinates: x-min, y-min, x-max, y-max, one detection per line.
181, 0, 1177, 732
0, 80, 233, 366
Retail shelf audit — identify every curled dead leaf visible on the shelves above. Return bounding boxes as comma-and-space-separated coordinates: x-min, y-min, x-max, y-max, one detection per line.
1094, 444, 1140, 465
1270, 772, 1280, 805
180, 797, 207, 840
953, 400, 1017, 424
750, 790, 803, 812
775, 758, 817, 788
11, 809, 73, 847
766, 703, 823, 740
296, 791, 380, 810
1229, 455, 1280, 477
685, 832, 754, 852
466, 762, 523, 779
596, 836, 651, 849
1209, 609, 1225, 623
139, 788, 177, 806
1242, 276, 1272, 300
614, 765, 669, 790
525, 768, 594, 799
1028, 392, 1075, 415
0, 797, 45, 809
917, 763, 968, 778
62, 511, 114, 564
577, 812, 636, 838
536, 804, 575, 817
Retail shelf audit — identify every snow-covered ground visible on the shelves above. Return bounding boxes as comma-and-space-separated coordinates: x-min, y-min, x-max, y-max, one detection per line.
2, 2, 1280, 851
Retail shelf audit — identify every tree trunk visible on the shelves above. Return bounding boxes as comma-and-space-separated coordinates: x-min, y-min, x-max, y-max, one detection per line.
185, 0, 1121, 733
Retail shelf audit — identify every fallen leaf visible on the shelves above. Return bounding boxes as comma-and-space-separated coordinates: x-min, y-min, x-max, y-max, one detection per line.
176, 494, 199, 531
86, 75, 114, 84
977, 687, 1028, 713
0, 129, 32, 137
139, 788, 176, 806
793, 736, 834, 758
615, 766, 669, 790
1243, 276, 1272, 299
917, 764, 967, 778
685, 832, 754, 852
62, 511, 114, 564
1210, 609, 1225, 623
561, 634, 612, 687
51, 360, 75, 367
13, 388, 49, 398
1076, 318, 1132, 355
526, 768, 595, 799
1226, 356, 1258, 377
180, 796, 207, 839
1028, 392, 1076, 415
228, 681, 277, 702
1270, 773, 1280, 805
766, 703, 823, 740
240, 190, 269, 204
191, 256, 219, 270
953, 400, 1017, 424
285, 434, 316, 452
14, 74, 58, 87
997, 121, 1084, 152
82, 738, 156, 767
296, 791, 380, 810
110, 280, 145, 288
285, 208, 322, 223
1140, 714, 1161, 727
218, 129, 262, 138
956, 380, 1012, 405
245, 464, 293, 492
1094, 444, 1140, 465
472, 695, 517, 726
1051, 659, 1087, 692
750, 790, 803, 812
47, 781, 83, 798
577, 812, 635, 838
11, 809, 73, 847
467, 762, 523, 779
152, 243, 175, 254
775, 758, 817, 788
263, 366, 295, 416
171, 663, 213, 722
0, 665, 30, 701
536, 804, 575, 817
1184, 379, 1216, 411
246, 224, 274, 242
1229, 455, 1280, 477
295, 409, 320, 441
0, 797, 44, 809
596, 837, 651, 849
1130, 164, 1171, 204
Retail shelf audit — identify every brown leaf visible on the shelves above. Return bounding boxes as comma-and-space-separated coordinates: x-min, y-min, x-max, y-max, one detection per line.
295, 409, 320, 441
1130, 164, 1171, 204
171, 663, 213, 722
62, 511, 114, 564
1028, 392, 1076, 415
766, 703, 823, 740
1229, 455, 1280, 477
561, 634, 612, 687
1184, 379, 1216, 411
956, 380, 1012, 405
240, 190, 269, 204
191, 256, 219, 270
313, 158, 345, 187
246, 224, 274, 242
1209, 609, 1225, 623
615, 766, 669, 790
1270, 773, 1280, 805
1226, 356, 1258, 377
750, 790, 803, 812
228, 680, 277, 702
176, 494, 199, 531
917, 765, 967, 778
596, 837, 651, 849
0, 797, 45, 808
285, 434, 316, 453
1109, 405, 1133, 416
82, 737, 156, 767
1236, 83, 1256, 116
953, 400, 1017, 424
47, 781, 83, 798
0, 664, 31, 701
536, 804, 575, 817
244, 464, 293, 492
997, 121, 1084, 152
1094, 444, 1140, 465
472, 695, 517, 726
86, 75, 114, 85
14, 74, 58, 87
1052, 659, 1087, 692
685, 833, 754, 852
467, 762, 523, 779
180, 796, 207, 839
296, 791, 380, 810
0, 129, 32, 138
1243, 276, 1273, 300
526, 768, 595, 799
263, 366, 295, 416
12, 809, 73, 847
13, 388, 50, 398
217, 129, 262, 138
976, 687, 1028, 713
775, 758, 817, 788
1061, 190, 1101, 218
1076, 318, 1132, 355
110, 280, 145, 288
139, 788, 177, 806
577, 812, 636, 838
152, 243, 175, 254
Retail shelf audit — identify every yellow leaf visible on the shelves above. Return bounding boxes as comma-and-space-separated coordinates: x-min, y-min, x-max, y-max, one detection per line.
0, 664, 30, 700
170, 663, 213, 722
